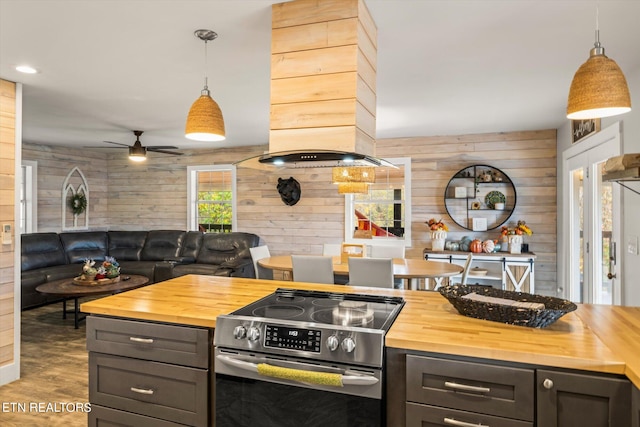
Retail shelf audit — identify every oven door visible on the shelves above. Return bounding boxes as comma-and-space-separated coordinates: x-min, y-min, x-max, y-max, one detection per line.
215, 347, 384, 427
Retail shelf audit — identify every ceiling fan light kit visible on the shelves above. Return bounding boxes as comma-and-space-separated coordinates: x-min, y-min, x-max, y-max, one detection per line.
128, 146, 147, 162
185, 29, 226, 142
567, 12, 631, 120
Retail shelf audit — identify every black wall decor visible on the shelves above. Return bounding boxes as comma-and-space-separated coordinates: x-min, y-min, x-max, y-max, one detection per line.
277, 177, 301, 206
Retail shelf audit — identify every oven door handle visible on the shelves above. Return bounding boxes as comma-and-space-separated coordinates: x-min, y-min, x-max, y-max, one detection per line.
216, 355, 379, 387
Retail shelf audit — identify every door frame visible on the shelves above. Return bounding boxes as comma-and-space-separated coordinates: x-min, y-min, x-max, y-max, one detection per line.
561, 122, 622, 304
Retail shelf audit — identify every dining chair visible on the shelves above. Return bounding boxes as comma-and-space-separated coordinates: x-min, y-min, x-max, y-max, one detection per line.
250, 245, 273, 280
370, 246, 405, 288
454, 253, 474, 286
370, 245, 405, 259
291, 255, 334, 284
347, 257, 395, 288
322, 243, 342, 256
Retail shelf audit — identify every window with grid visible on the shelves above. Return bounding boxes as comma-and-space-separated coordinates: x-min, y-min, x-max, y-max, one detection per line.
344, 158, 411, 246
187, 165, 236, 233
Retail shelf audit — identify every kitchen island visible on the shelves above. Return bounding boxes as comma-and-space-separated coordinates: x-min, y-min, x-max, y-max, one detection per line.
81, 275, 640, 426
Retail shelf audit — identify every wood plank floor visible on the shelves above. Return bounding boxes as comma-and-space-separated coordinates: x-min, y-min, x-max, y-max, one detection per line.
0, 302, 89, 427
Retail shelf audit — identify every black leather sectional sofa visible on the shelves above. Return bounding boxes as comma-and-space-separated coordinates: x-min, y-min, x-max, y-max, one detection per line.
20, 230, 261, 310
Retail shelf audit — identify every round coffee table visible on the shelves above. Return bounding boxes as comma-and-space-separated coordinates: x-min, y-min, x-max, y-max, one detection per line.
36, 275, 150, 328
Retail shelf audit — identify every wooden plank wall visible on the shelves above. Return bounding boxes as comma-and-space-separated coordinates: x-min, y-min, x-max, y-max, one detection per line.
22, 129, 556, 295
21, 144, 109, 232
376, 130, 557, 294
0, 79, 16, 368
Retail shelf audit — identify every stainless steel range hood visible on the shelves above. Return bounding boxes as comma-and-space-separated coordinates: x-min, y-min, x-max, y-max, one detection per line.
235, 149, 395, 170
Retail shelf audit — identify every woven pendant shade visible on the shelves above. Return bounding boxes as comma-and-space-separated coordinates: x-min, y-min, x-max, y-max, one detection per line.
332, 167, 375, 184
185, 92, 226, 141
337, 182, 369, 194
567, 37, 631, 119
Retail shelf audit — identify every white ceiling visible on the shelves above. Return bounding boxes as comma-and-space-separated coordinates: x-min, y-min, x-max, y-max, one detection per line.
1, 0, 639, 151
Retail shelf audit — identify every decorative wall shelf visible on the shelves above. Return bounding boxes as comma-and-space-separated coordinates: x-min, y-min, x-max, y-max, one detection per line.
444, 165, 516, 231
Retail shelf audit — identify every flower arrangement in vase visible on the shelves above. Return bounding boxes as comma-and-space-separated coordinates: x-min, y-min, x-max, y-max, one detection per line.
500, 221, 533, 254
427, 218, 448, 251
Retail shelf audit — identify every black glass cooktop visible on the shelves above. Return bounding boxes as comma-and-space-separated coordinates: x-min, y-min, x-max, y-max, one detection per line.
230, 288, 405, 330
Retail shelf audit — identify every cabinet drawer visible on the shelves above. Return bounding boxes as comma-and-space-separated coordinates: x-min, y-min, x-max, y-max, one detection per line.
89, 404, 188, 427
407, 403, 532, 427
90, 353, 208, 427
406, 355, 534, 421
87, 316, 210, 368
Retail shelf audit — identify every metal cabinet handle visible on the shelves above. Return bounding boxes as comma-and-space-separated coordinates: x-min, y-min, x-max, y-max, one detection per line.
444, 381, 490, 393
129, 337, 154, 344
543, 378, 554, 389
444, 417, 489, 427
130, 387, 154, 395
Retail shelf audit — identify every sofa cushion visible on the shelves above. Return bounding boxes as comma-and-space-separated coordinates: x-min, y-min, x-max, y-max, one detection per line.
21, 233, 67, 271
196, 232, 260, 267
181, 231, 204, 259
108, 231, 148, 261
43, 264, 85, 282
116, 260, 158, 281
60, 231, 108, 264
141, 230, 186, 261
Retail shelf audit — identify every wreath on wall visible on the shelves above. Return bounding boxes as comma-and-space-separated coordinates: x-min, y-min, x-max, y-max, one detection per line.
70, 193, 87, 215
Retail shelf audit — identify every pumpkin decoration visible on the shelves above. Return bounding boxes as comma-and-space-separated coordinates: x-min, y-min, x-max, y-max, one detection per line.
469, 239, 483, 253
459, 236, 472, 252
482, 239, 495, 253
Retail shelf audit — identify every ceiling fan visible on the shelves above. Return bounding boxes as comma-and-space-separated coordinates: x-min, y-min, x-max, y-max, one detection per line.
102, 130, 183, 161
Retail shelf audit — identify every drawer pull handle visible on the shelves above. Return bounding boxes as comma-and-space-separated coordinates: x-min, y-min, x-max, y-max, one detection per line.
444, 417, 489, 427
444, 381, 490, 393
129, 337, 154, 344
130, 387, 154, 395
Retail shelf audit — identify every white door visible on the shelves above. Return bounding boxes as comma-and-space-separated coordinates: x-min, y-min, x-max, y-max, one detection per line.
563, 123, 622, 304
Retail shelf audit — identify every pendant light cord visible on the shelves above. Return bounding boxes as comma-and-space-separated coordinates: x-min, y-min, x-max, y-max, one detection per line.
203, 40, 209, 91
594, 4, 600, 48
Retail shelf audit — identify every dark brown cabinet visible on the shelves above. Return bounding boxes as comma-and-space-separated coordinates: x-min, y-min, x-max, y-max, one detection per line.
86, 316, 213, 427
405, 355, 534, 426
536, 369, 631, 427
392, 350, 634, 427
633, 386, 640, 427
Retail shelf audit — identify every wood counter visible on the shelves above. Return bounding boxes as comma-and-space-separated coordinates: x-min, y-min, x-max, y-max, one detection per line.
80, 275, 640, 388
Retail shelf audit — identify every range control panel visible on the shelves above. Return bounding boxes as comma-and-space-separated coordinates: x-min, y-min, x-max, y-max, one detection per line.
264, 325, 321, 352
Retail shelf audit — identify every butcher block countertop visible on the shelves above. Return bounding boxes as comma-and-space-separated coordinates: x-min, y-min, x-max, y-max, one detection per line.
80, 275, 640, 388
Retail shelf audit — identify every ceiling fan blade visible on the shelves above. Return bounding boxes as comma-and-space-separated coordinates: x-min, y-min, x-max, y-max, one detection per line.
103, 140, 130, 147
147, 148, 184, 156
146, 145, 180, 150
87, 145, 127, 149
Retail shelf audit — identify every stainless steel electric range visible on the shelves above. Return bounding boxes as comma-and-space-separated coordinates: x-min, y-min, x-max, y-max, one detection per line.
214, 288, 405, 427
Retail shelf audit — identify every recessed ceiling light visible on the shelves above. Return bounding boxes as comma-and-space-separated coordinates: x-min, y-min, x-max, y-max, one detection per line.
16, 65, 38, 74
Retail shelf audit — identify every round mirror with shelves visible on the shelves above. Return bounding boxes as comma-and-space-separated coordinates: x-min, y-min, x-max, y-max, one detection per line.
444, 164, 516, 231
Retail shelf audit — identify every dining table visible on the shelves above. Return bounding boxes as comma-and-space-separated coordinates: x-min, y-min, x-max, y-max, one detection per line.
257, 255, 464, 290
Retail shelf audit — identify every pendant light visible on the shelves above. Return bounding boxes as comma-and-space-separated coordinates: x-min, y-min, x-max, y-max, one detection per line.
567, 9, 631, 119
337, 183, 370, 194
185, 29, 226, 142
332, 166, 375, 184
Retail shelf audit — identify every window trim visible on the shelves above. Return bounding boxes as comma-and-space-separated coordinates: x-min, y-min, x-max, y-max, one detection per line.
187, 164, 237, 232
21, 160, 37, 234
344, 157, 412, 248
